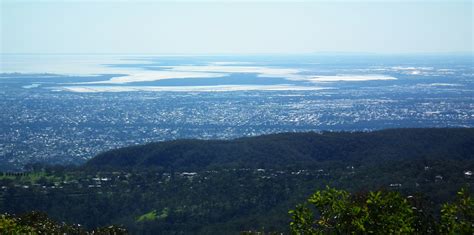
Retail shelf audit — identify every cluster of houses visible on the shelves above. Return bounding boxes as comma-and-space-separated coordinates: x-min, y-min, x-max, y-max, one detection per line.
0, 167, 472, 194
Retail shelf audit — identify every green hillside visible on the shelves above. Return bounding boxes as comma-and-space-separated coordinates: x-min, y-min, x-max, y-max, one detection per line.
86, 128, 474, 170
1, 128, 473, 234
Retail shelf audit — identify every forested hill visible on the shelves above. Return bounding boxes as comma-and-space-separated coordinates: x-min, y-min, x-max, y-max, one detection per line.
85, 128, 474, 170
5, 128, 474, 234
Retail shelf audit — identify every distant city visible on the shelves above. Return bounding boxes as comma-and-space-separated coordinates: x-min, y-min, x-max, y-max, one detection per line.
1, 54, 473, 171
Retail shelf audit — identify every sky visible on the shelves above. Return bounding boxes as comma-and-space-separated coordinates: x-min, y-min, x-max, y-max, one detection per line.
1, 0, 472, 54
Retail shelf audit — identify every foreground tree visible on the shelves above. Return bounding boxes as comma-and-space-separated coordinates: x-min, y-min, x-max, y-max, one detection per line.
289, 187, 414, 234
440, 187, 474, 234
289, 187, 473, 234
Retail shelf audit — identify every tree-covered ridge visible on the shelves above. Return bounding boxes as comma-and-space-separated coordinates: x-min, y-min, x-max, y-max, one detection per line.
1, 128, 473, 234
86, 128, 474, 171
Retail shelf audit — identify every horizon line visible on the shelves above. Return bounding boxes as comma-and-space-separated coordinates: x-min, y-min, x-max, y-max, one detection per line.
1, 51, 473, 56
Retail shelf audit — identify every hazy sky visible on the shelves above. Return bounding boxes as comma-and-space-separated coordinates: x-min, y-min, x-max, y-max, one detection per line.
1, 0, 472, 54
